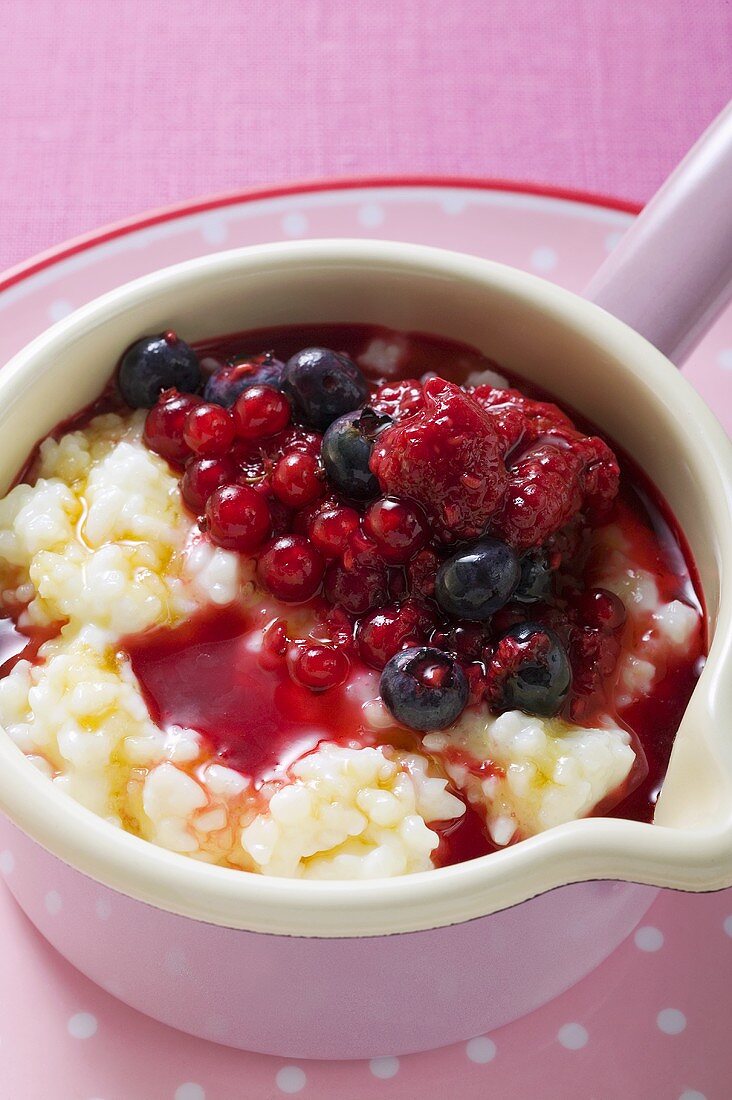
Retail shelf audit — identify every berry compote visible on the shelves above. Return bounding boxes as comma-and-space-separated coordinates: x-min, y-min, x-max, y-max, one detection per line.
0, 323, 706, 868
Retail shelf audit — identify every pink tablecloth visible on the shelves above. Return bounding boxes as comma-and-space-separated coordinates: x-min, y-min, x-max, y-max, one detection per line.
1, 0, 730, 271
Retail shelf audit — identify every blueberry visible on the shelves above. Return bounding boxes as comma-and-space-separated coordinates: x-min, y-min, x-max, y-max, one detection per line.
514, 549, 553, 604
283, 347, 369, 431
203, 353, 285, 407
322, 407, 393, 498
490, 622, 571, 717
118, 332, 201, 408
380, 646, 469, 731
435, 538, 520, 621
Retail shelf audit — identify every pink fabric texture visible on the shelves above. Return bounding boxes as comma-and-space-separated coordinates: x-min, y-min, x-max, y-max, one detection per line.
1, 0, 730, 270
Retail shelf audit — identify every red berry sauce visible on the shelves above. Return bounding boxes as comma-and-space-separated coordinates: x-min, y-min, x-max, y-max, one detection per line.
0, 323, 707, 869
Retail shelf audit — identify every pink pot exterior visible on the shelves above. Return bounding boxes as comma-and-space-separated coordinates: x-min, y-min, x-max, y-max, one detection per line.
0, 816, 658, 1059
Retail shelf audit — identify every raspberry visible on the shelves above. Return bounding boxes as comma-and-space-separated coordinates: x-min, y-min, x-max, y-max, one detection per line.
408, 548, 442, 599
491, 445, 585, 550
370, 378, 424, 420
370, 378, 508, 543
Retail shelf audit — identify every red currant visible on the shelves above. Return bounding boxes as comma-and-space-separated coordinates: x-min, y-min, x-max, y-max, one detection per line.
287, 643, 350, 691
363, 497, 429, 564
233, 384, 291, 440
143, 390, 202, 465
181, 455, 237, 513
308, 504, 360, 557
271, 452, 324, 508
205, 484, 271, 551
257, 535, 325, 603
259, 618, 290, 671
577, 587, 626, 632
183, 403, 235, 456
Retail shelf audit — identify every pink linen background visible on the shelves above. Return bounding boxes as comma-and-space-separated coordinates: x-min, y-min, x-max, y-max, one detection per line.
0, 0, 730, 271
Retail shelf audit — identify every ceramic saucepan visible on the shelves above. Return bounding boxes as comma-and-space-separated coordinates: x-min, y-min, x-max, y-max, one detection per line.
0, 108, 731, 1059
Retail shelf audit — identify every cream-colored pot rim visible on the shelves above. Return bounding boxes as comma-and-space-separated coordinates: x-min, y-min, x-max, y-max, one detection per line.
0, 240, 730, 938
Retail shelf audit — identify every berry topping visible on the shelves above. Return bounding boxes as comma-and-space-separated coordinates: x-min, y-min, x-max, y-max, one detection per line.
307, 503, 361, 557
143, 390, 202, 465
181, 455, 237, 513
435, 537, 521, 621
119, 333, 201, 409
183, 403, 235, 456
380, 646, 469, 731
321, 408, 393, 499
370, 378, 508, 543
362, 497, 429, 564
271, 452, 324, 508
514, 548, 553, 604
287, 643, 350, 691
356, 601, 429, 669
205, 484, 272, 552
203, 352, 284, 407
486, 622, 572, 717
233, 384, 291, 440
323, 559, 389, 614
282, 347, 369, 431
257, 535, 325, 603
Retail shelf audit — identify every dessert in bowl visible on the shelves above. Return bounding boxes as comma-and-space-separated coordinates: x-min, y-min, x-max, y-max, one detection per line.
0, 241, 730, 1057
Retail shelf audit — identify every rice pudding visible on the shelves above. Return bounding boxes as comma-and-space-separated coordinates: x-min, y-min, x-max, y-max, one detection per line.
0, 323, 704, 878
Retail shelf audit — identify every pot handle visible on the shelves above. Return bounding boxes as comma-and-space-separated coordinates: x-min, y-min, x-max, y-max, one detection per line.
584, 100, 732, 366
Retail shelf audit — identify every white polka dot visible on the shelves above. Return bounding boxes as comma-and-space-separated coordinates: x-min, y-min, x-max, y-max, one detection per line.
48, 299, 74, 322
199, 216, 228, 246
657, 1008, 687, 1035
174, 1086, 205, 1100
723, 914, 732, 937
441, 193, 467, 215
634, 925, 664, 951
164, 947, 188, 976
604, 230, 624, 252
0, 850, 15, 875
95, 897, 112, 920
717, 348, 732, 370
530, 246, 558, 273
358, 203, 385, 228
679, 1091, 707, 1100
281, 212, 308, 238
276, 1066, 306, 1093
465, 1036, 497, 1063
370, 1056, 400, 1078
67, 1012, 98, 1039
44, 890, 62, 915
557, 1023, 589, 1050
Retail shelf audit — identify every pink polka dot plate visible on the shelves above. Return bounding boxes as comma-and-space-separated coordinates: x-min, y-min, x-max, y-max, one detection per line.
0, 179, 730, 1099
